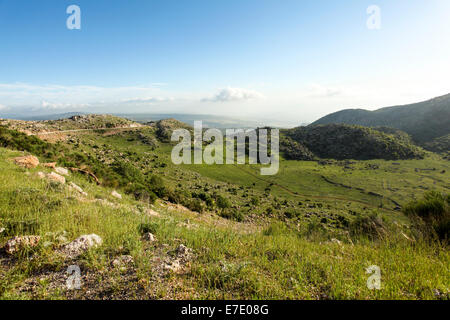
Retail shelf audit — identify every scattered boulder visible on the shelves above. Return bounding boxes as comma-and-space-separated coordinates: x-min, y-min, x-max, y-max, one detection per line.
69, 182, 88, 196
163, 259, 182, 273
13, 155, 39, 169
142, 232, 157, 242
330, 238, 343, 246
47, 172, 66, 184
4, 236, 41, 254
111, 190, 122, 199
42, 162, 56, 169
55, 167, 69, 176
60, 234, 102, 258
175, 244, 193, 261
144, 207, 160, 217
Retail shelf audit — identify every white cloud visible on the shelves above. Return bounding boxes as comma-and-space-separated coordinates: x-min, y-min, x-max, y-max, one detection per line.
306, 83, 344, 98
0, 82, 173, 112
203, 87, 265, 102
40, 101, 90, 110
0, 104, 9, 111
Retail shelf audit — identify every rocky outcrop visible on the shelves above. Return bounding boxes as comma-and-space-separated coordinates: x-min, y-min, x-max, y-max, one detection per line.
69, 182, 87, 196
163, 244, 194, 273
47, 172, 66, 184
42, 162, 56, 169
4, 236, 41, 254
60, 234, 102, 258
111, 190, 122, 199
55, 167, 69, 176
13, 155, 39, 168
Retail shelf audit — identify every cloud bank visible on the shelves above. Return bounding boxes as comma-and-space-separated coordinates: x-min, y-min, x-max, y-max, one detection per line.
203, 87, 264, 102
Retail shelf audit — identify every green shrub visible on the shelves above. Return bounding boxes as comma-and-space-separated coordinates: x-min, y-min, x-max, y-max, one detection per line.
166, 188, 185, 204
284, 210, 301, 219
349, 212, 387, 240
147, 175, 167, 198
219, 208, 244, 222
185, 199, 205, 213
250, 197, 260, 206
403, 191, 449, 241
216, 194, 231, 210
112, 160, 145, 185
138, 222, 159, 235
126, 183, 157, 204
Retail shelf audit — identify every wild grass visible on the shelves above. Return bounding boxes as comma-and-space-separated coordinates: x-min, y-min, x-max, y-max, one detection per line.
0, 147, 448, 300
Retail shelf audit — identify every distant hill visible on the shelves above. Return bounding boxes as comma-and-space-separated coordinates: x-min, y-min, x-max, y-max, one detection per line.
3, 112, 296, 129
281, 124, 424, 160
146, 118, 193, 142
311, 94, 450, 144
423, 134, 450, 158
0, 114, 141, 134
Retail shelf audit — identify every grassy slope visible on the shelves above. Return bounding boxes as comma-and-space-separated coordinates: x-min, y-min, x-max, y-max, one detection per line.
64, 126, 449, 233
0, 148, 449, 299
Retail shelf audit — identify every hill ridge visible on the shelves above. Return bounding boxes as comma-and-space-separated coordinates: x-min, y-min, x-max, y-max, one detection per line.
311, 93, 450, 144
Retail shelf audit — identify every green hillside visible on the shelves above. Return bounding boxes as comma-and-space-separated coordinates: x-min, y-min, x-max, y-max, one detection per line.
281, 124, 424, 160
311, 94, 450, 144
0, 115, 449, 299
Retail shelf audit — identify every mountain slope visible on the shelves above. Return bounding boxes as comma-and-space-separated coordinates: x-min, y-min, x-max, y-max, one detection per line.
311, 94, 450, 144
281, 124, 424, 160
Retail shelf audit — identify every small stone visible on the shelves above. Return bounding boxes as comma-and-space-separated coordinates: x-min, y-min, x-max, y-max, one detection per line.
60, 234, 102, 258
175, 244, 194, 261
55, 167, 69, 176
142, 232, 157, 242
0, 227, 5, 234
331, 238, 342, 246
13, 155, 39, 169
69, 182, 87, 196
37, 172, 46, 179
176, 244, 190, 255
433, 289, 444, 299
111, 190, 122, 199
42, 162, 56, 169
4, 236, 41, 254
145, 208, 159, 217
47, 172, 66, 184
163, 260, 182, 272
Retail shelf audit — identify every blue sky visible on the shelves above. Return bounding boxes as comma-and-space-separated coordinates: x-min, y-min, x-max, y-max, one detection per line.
1, 0, 449, 123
